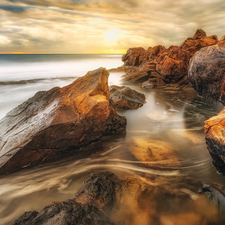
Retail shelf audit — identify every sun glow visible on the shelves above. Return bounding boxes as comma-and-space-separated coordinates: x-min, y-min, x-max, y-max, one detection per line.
105, 29, 123, 44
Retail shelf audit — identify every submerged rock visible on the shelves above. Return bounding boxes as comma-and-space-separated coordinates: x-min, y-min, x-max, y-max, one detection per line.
129, 138, 180, 167
14, 200, 114, 225
142, 78, 166, 89
199, 182, 225, 213
109, 85, 146, 109
0, 68, 127, 175
121, 29, 218, 85
204, 108, 225, 173
188, 45, 225, 103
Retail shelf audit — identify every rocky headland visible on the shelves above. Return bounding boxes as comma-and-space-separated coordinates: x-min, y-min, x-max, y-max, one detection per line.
0, 67, 127, 175
120, 29, 220, 90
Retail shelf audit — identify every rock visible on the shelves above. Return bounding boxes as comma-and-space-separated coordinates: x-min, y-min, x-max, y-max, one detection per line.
199, 182, 225, 213
142, 78, 166, 88
109, 85, 146, 109
156, 45, 191, 83
75, 172, 123, 213
204, 107, 225, 173
0, 68, 127, 175
129, 138, 180, 167
188, 45, 225, 103
218, 36, 225, 48
121, 29, 219, 85
14, 200, 114, 225
122, 47, 145, 66
193, 29, 206, 39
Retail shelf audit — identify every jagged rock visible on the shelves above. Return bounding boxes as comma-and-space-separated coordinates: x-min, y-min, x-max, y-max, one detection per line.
121, 29, 219, 85
14, 200, 114, 225
139, 45, 166, 65
188, 45, 225, 103
122, 47, 145, 66
75, 172, 123, 213
204, 108, 225, 173
199, 182, 225, 213
142, 78, 166, 88
218, 36, 225, 48
109, 85, 146, 109
0, 68, 127, 175
156, 46, 191, 83
193, 29, 207, 39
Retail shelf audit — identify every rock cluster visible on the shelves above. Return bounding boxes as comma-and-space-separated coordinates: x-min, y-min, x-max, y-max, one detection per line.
122, 29, 218, 86
0, 68, 126, 175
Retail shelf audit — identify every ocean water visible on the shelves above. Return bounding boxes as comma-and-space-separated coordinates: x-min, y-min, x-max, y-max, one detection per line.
0, 54, 224, 225
0, 54, 123, 119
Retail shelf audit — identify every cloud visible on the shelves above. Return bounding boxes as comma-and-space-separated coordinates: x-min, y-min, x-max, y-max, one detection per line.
0, 4, 29, 13
1, 0, 225, 53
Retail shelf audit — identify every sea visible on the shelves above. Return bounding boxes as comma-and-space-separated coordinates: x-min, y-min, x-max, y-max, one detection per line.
0, 54, 224, 225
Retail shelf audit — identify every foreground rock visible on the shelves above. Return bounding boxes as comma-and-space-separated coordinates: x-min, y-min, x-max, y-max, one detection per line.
14, 200, 114, 225
15, 171, 225, 225
0, 68, 126, 175
109, 85, 146, 109
188, 45, 225, 103
204, 108, 225, 173
122, 29, 218, 85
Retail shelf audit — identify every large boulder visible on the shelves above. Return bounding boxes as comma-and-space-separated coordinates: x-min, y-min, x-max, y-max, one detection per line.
188, 45, 225, 103
204, 108, 225, 173
14, 200, 114, 225
109, 85, 146, 109
0, 68, 126, 175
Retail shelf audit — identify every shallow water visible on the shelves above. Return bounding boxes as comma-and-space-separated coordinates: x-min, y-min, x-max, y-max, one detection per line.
0, 55, 224, 225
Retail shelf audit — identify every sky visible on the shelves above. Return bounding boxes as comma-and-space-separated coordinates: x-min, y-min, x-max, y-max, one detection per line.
0, 0, 225, 54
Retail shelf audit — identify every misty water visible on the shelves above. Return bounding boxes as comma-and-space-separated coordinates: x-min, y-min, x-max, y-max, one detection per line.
0, 54, 224, 225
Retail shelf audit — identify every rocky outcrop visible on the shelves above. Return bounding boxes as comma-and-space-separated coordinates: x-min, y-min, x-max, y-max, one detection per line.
122, 29, 219, 85
204, 108, 225, 173
14, 200, 115, 225
109, 85, 146, 109
0, 68, 127, 175
188, 45, 225, 103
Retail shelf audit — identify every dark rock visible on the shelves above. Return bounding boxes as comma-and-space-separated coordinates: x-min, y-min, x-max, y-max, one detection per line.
75, 172, 123, 213
188, 45, 225, 103
0, 68, 127, 175
109, 85, 146, 109
199, 182, 225, 213
14, 200, 114, 225
142, 78, 166, 88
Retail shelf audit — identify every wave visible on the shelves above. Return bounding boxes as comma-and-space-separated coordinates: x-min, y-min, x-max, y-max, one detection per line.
0, 76, 77, 85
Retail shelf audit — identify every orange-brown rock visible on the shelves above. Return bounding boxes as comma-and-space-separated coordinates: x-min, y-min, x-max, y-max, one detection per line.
0, 68, 127, 175
122, 29, 219, 84
122, 47, 145, 66
109, 85, 146, 109
204, 108, 225, 173
218, 36, 225, 48
156, 46, 191, 83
